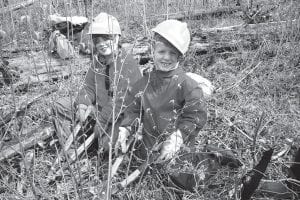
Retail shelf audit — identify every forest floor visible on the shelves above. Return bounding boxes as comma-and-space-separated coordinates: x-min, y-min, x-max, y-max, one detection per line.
0, 0, 300, 199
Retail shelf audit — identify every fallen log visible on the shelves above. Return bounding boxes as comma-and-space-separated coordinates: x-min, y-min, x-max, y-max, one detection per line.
127, 20, 299, 61
0, 126, 54, 161
177, 6, 242, 20
48, 107, 94, 177
131, 39, 248, 62
190, 20, 299, 55
191, 20, 299, 53
14, 70, 70, 93
2, 46, 43, 55
190, 40, 246, 55
24, 70, 70, 83
148, 6, 242, 21
0, 88, 57, 128
0, 0, 35, 14
201, 19, 298, 35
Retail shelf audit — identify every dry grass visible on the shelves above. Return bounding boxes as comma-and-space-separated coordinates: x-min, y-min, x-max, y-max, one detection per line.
1, 0, 300, 199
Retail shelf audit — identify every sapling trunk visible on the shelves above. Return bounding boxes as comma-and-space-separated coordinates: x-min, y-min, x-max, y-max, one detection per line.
105, 40, 120, 200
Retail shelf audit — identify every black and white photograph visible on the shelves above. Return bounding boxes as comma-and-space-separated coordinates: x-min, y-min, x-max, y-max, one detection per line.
0, 0, 299, 199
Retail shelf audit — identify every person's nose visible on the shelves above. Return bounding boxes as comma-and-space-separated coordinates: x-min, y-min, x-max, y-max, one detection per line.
95, 41, 107, 48
162, 52, 171, 61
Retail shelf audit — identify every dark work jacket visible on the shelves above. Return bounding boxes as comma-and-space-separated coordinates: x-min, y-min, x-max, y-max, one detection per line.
121, 67, 207, 151
76, 50, 142, 127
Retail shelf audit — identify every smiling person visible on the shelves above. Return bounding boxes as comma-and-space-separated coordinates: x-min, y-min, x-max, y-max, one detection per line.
52, 12, 141, 154
115, 20, 208, 194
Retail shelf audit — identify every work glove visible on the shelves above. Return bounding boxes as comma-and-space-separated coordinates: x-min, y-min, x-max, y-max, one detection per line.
157, 129, 183, 162
76, 104, 94, 123
115, 127, 130, 155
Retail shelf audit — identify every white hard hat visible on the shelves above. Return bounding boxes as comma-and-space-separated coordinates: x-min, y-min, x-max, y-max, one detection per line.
152, 20, 190, 55
88, 12, 121, 35
49, 14, 88, 26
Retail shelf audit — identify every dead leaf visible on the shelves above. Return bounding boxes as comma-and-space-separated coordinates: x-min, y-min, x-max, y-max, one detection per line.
37, 141, 46, 148
0, 29, 7, 39
49, 139, 59, 146
20, 15, 31, 25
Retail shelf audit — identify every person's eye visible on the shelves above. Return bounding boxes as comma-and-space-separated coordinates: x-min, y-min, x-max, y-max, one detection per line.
104, 35, 114, 40
93, 37, 102, 43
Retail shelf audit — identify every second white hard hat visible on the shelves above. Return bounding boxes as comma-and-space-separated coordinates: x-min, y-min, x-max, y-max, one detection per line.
152, 19, 190, 55
88, 12, 121, 35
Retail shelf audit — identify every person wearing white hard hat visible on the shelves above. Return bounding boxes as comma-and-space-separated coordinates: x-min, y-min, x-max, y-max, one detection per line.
52, 13, 141, 154
114, 19, 208, 194
87, 13, 121, 56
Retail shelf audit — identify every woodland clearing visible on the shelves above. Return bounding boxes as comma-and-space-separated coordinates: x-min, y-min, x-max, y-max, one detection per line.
0, 0, 299, 199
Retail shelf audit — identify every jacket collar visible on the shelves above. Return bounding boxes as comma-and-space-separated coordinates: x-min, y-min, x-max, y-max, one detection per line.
152, 66, 185, 78
93, 49, 123, 69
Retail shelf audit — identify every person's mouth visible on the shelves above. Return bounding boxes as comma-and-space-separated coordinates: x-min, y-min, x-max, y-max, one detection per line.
99, 47, 107, 51
161, 63, 172, 66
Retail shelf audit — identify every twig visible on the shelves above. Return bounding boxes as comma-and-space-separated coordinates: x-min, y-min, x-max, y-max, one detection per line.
201, 19, 298, 33
0, 0, 35, 14
97, 133, 139, 199
48, 106, 93, 176
146, 6, 242, 20
0, 126, 54, 161
221, 61, 262, 93
119, 152, 160, 189
69, 132, 95, 162
105, 53, 119, 200
251, 111, 265, 162
271, 144, 290, 160
223, 116, 253, 142
0, 88, 57, 128
56, 120, 82, 199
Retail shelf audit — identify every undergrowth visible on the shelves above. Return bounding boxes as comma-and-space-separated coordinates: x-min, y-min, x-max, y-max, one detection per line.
0, 0, 300, 200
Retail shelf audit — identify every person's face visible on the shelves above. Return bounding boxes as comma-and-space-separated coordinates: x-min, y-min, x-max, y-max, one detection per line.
92, 34, 119, 56
153, 40, 181, 72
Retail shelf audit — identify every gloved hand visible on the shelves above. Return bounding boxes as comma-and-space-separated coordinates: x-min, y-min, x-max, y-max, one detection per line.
157, 129, 183, 161
76, 104, 94, 123
115, 127, 130, 155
